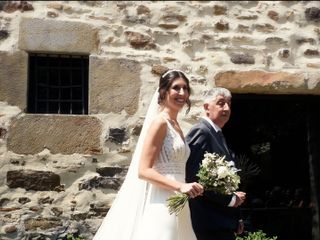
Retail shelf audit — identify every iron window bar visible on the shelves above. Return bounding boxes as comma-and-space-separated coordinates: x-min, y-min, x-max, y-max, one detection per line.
28, 53, 89, 115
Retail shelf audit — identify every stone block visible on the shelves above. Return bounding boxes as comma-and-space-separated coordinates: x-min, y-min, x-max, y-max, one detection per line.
0, 51, 28, 110
0, 30, 9, 40
96, 166, 127, 177
125, 31, 156, 49
7, 170, 60, 191
24, 218, 62, 231
215, 70, 320, 94
19, 18, 99, 54
89, 57, 141, 115
78, 176, 122, 190
305, 7, 320, 22
230, 53, 255, 64
7, 115, 102, 154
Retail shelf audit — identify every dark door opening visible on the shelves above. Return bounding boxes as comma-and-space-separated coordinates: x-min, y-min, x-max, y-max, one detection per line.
223, 94, 320, 240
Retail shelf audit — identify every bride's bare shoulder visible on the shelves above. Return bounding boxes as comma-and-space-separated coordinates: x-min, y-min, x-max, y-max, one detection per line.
149, 114, 167, 130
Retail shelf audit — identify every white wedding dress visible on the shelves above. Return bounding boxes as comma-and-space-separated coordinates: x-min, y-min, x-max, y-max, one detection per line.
134, 117, 196, 240
93, 89, 196, 240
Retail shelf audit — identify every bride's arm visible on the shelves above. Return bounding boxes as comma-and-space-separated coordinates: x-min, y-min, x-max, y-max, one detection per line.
138, 117, 203, 198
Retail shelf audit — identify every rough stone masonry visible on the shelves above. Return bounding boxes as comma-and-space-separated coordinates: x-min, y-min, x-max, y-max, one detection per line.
0, 1, 320, 239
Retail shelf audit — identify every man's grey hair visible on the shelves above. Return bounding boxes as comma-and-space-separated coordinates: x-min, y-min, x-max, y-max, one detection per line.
202, 87, 232, 103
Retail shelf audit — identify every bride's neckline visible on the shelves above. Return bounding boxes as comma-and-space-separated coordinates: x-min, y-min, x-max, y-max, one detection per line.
160, 114, 185, 142
160, 113, 178, 127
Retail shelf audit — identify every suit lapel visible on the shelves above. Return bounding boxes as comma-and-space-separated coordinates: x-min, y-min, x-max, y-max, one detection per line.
200, 118, 216, 135
199, 119, 233, 160
200, 118, 221, 141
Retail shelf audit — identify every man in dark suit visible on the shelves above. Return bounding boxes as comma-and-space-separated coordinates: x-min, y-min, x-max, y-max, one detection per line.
186, 87, 246, 240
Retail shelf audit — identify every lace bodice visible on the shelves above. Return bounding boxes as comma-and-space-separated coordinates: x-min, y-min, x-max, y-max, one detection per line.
153, 118, 190, 175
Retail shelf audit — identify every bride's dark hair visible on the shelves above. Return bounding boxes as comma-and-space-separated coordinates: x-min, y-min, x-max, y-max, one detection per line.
158, 70, 191, 114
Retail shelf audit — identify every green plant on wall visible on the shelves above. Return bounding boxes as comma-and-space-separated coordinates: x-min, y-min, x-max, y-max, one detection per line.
236, 230, 277, 240
66, 234, 86, 240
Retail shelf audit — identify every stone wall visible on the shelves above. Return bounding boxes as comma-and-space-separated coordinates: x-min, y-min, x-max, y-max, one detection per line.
0, 1, 320, 239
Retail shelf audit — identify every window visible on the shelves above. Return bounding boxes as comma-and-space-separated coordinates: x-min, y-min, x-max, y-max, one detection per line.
27, 53, 89, 114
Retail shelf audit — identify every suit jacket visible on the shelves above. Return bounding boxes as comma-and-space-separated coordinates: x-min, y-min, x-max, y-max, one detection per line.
186, 119, 241, 236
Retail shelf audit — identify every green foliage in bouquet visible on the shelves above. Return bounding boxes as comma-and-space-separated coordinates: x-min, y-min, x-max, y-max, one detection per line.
167, 152, 241, 215
236, 230, 277, 240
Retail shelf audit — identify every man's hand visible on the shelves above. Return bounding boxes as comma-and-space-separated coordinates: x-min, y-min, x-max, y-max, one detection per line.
235, 220, 244, 235
233, 191, 246, 207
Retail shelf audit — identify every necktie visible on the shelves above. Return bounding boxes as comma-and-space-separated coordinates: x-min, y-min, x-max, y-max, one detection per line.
217, 131, 230, 154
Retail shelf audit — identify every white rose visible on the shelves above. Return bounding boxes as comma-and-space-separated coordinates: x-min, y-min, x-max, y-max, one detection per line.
202, 158, 210, 167
217, 166, 229, 179
227, 161, 235, 167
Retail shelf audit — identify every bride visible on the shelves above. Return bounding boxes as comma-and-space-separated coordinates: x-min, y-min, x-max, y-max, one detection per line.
93, 69, 203, 240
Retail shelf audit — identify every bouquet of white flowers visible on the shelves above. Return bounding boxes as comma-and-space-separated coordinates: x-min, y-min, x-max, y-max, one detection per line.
167, 152, 241, 215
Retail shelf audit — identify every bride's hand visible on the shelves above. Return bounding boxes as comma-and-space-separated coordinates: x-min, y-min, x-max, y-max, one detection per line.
180, 182, 204, 198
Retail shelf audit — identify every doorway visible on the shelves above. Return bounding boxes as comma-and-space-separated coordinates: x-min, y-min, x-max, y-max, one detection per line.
223, 94, 320, 240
